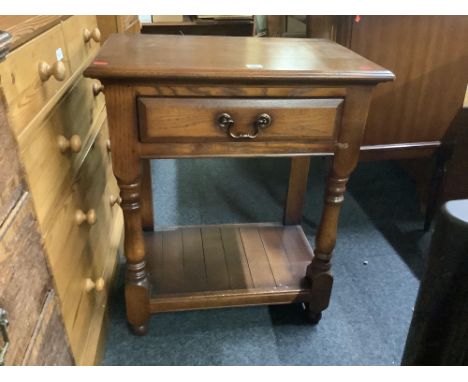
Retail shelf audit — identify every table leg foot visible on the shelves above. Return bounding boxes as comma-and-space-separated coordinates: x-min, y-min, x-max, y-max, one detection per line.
129, 323, 149, 336
125, 261, 150, 336
305, 260, 333, 325
306, 307, 323, 325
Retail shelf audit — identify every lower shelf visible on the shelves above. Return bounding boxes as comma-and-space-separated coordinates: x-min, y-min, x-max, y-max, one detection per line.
145, 223, 314, 313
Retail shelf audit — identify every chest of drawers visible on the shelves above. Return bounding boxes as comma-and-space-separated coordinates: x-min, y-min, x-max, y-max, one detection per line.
84, 34, 393, 335
0, 15, 123, 364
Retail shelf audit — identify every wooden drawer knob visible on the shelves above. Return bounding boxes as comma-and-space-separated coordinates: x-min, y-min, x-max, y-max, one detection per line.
38, 60, 66, 82
84, 277, 105, 292
92, 82, 104, 96
106, 139, 111, 152
83, 27, 101, 43
75, 209, 97, 226
109, 194, 122, 206
57, 134, 82, 153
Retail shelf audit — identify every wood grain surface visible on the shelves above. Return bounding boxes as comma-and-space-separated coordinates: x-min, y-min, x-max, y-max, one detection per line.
146, 223, 313, 312
0, 194, 53, 365
84, 34, 394, 83
0, 97, 25, 225
22, 290, 74, 365
349, 16, 468, 146
138, 97, 341, 143
0, 23, 71, 137
0, 16, 67, 50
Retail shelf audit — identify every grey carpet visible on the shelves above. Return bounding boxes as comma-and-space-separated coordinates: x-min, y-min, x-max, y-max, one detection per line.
102, 158, 430, 365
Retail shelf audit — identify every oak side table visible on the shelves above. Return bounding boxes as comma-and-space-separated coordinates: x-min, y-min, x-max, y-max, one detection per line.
84, 34, 394, 335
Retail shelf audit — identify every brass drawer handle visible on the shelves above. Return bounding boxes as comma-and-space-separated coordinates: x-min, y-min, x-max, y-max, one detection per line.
38, 61, 66, 82
84, 277, 105, 292
217, 113, 234, 130
92, 82, 104, 96
217, 112, 272, 139
255, 113, 272, 129
75, 209, 97, 226
57, 135, 82, 153
83, 27, 101, 43
0, 308, 9, 366
109, 195, 122, 206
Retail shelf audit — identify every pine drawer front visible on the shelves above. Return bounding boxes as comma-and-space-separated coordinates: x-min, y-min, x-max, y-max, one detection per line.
99, 116, 122, 219
73, 125, 115, 283
0, 23, 71, 137
62, 16, 101, 74
48, 173, 112, 359
66, 193, 119, 364
80, 207, 123, 366
43, 190, 89, 316
43, 184, 108, 339
54, 76, 106, 147
66, 244, 100, 364
17, 78, 106, 230
138, 97, 343, 143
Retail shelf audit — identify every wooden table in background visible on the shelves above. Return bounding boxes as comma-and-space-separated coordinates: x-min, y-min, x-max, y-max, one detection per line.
84, 34, 393, 335
141, 16, 254, 36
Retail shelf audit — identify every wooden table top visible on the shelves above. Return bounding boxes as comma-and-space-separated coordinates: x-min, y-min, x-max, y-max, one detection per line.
84, 34, 394, 83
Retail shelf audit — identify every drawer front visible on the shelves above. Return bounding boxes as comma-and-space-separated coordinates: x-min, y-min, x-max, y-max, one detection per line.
0, 23, 71, 137
73, 125, 115, 278
98, 116, 121, 217
62, 15, 100, 74
138, 98, 343, 143
66, 245, 99, 363
17, 77, 105, 228
56, 76, 106, 145
44, 125, 116, 353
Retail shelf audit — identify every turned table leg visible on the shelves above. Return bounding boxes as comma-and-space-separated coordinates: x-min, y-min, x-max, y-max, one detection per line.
140, 159, 155, 231
306, 173, 347, 323
306, 86, 373, 323
104, 85, 150, 335
120, 177, 150, 335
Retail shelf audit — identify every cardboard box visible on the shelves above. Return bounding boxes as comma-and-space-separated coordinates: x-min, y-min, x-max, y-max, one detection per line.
151, 16, 185, 23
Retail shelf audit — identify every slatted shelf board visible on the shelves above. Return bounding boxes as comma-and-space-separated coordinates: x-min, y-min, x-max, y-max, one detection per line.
145, 223, 313, 312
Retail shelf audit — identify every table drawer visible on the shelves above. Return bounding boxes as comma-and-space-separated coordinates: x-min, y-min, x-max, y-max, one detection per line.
138, 97, 343, 143
0, 23, 71, 137
62, 15, 101, 74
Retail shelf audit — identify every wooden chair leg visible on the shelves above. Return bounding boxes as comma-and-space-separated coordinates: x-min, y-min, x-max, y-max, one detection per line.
140, 159, 154, 231
283, 157, 311, 225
